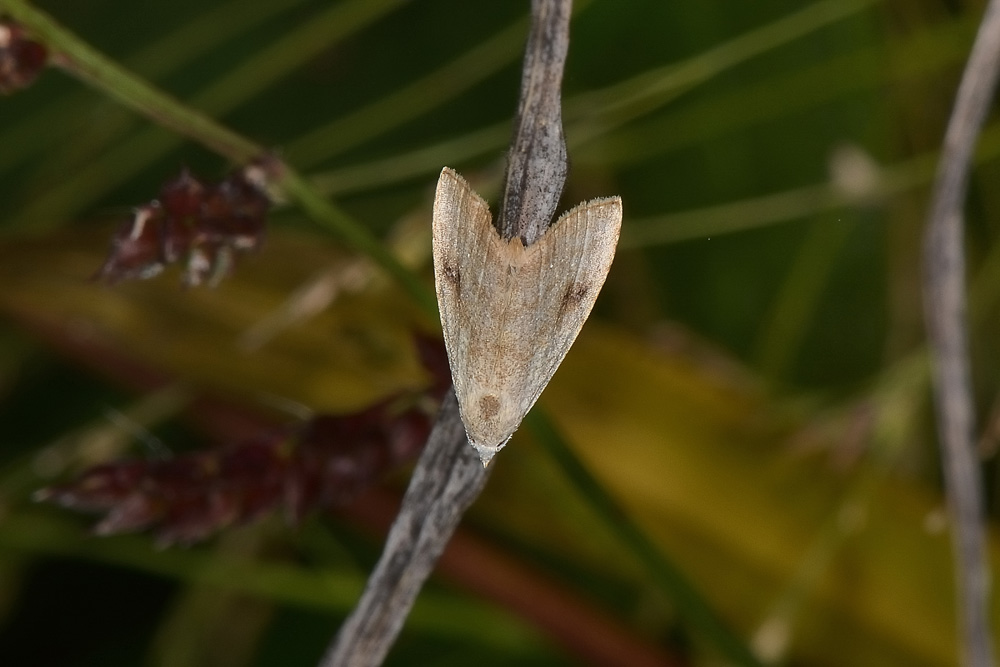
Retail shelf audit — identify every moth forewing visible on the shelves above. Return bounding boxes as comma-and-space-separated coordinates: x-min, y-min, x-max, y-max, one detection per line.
533, 197, 622, 366
432, 167, 622, 466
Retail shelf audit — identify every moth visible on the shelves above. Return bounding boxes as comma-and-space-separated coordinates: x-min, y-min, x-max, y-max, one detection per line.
432, 167, 622, 466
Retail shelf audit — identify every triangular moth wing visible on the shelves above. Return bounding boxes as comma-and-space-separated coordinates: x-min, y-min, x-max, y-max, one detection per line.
432, 167, 622, 465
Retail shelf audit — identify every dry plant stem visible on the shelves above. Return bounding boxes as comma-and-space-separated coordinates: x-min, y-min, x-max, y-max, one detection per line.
499, 0, 571, 243
923, 2, 1000, 665
320, 2, 572, 665
319, 392, 487, 667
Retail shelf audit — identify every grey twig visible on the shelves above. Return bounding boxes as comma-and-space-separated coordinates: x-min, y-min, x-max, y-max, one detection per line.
922, 2, 1000, 666
499, 0, 571, 243
319, 1, 572, 665
318, 391, 484, 667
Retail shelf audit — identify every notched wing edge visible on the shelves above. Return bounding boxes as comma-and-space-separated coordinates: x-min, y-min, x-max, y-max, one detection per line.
562, 195, 623, 219
529, 195, 623, 253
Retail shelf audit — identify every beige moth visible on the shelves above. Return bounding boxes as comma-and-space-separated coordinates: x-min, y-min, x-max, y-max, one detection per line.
431, 167, 622, 466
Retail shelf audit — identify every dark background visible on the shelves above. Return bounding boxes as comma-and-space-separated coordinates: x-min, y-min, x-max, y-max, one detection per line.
0, 0, 997, 665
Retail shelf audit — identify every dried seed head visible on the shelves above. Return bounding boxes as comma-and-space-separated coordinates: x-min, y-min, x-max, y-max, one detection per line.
0, 18, 48, 94
96, 165, 272, 286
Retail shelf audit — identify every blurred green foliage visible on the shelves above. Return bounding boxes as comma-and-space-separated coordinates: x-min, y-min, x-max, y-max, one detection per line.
1, 0, 999, 665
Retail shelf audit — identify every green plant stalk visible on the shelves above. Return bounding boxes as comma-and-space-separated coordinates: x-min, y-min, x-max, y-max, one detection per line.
619, 116, 1000, 248
753, 214, 858, 385
525, 410, 765, 667
750, 357, 930, 661
589, 13, 976, 169
279, 169, 437, 314
0, 511, 536, 651
0, 0, 310, 176
0, 0, 428, 314
4, 0, 406, 231
751, 457, 883, 662
287, 0, 597, 170
565, 0, 879, 145
307, 0, 885, 200
311, 122, 512, 197
313, 0, 888, 201
286, 12, 530, 168
0, 0, 260, 164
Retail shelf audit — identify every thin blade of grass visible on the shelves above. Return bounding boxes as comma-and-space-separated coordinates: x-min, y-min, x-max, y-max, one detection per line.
4, 0, 407, 231
0, 0, 310, 177
525, 408, 764, 667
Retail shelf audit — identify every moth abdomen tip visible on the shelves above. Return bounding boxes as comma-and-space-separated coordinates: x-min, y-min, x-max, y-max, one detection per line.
469, 440, 501, 468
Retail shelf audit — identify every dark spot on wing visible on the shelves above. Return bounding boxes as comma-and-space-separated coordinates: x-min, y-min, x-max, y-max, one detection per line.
559, 282, 590, 315
479, 394, 500, 420
442, 263, 461, 289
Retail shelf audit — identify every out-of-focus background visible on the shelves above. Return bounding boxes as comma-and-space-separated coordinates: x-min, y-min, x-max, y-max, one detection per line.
0, 0, 998, 665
